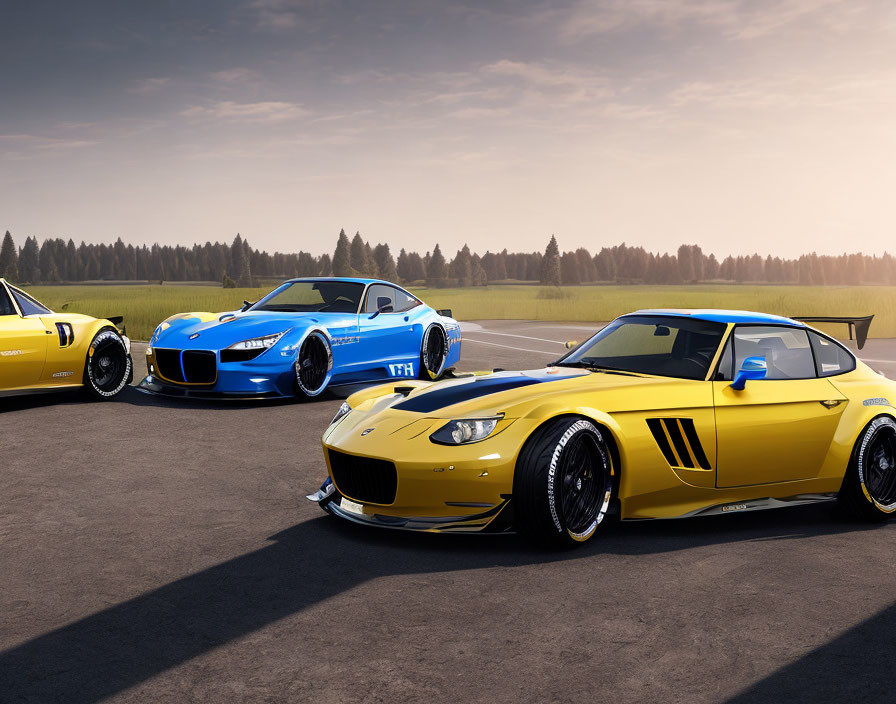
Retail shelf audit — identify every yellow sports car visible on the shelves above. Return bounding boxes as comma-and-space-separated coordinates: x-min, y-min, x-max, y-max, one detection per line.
0, 279, 132, 400
309, 309, 896, 546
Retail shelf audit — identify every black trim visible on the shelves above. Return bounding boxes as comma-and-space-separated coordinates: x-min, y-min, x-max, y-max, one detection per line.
646, 418, 678, 466
393, 375, 557, 413
663, 418, 695, 468
680, 418, 712, 470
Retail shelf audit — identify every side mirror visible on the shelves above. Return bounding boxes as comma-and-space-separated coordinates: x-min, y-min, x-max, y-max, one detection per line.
730, 356, 767, 390
240, 300, 254, 312
368, 303, 393, 319
565, 340, 579, 349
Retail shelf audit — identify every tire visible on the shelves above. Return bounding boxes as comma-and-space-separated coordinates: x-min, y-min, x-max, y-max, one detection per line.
513, 417, 614, 547
294, 331, 332, 398
419, 324, 448, 380
83, 328, 132, 400
838, 415, 896, 522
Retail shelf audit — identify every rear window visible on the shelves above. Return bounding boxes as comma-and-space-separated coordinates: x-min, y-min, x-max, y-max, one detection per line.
809, 331, 856, 377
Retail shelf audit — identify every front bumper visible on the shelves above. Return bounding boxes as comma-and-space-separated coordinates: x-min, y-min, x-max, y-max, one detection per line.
308, 478, 515, 533
136, 375, 287, 400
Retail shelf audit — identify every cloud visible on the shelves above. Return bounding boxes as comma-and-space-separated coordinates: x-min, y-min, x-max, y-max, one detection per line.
180, 100, 310, 123
130, 77, 171, 94
211, 68, 261, 83
558, 0, 853, 41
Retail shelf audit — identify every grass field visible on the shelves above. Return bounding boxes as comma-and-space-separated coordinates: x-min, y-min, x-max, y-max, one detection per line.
26, 283, 896, 341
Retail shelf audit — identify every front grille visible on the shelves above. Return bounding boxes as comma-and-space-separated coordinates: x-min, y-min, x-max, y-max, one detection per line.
154, 349, 184, 383
328, 449, 398, 505
154, 348, 216, 385
182, 350, 216, 384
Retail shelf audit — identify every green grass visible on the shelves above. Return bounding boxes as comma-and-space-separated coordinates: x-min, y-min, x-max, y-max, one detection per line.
26, 283, 896, 341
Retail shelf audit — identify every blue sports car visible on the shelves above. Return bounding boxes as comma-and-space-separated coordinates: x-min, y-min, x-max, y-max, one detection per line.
138, 278, 462, 399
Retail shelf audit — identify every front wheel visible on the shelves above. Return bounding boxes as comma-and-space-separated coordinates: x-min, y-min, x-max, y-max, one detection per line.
83, 328, 132, 399
419, 324, 448, 380
513, 417, 614, 547
294, 331, 332, 398
838, 415, 896, 521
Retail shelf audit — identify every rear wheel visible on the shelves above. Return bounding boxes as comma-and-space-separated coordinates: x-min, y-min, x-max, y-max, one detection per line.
839, 416, 896, 521
83, 328, 131, 399
419, 324, 447, 380
294, 331, 332, 398
513, 417, 614, 547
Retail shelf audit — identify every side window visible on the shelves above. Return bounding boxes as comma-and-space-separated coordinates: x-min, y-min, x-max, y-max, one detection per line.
0, 287, 16, 316
391, 287, 420, 313
809, 331, 856, 377
714, 336, 734, 381
364, 284, 396, 313
10, 287, 51, 316
732, 326, 815, 380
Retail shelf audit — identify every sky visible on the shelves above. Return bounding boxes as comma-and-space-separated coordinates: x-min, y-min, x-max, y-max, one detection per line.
2, 0, 895, 258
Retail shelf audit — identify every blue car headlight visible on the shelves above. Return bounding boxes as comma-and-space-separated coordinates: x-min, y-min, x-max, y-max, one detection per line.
430, 417, 501, 445
227, 331, 287, 351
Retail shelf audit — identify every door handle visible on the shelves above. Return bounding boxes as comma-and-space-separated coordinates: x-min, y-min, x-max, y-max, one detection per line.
820, 400, 844, 409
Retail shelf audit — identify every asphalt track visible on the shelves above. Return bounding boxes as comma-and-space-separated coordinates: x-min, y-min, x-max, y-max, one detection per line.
2, 321, 896, 703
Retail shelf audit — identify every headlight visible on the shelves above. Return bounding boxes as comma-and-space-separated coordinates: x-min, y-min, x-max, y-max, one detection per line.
331, 401, 351, 425
226, 331, 287, 351
430, 417, 501, 445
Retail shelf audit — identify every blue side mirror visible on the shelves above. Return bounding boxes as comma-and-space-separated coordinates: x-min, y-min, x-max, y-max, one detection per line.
730, 356, 767, 390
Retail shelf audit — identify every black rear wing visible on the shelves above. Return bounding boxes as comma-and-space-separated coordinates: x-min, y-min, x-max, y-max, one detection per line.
793, 315, 873, 350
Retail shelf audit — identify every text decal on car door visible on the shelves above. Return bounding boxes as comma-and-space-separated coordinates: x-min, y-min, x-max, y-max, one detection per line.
389, 362, 414, 376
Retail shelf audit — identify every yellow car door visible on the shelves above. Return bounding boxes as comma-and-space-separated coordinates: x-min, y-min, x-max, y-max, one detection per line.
0, 283, 48, 389
713, 325, 847, 488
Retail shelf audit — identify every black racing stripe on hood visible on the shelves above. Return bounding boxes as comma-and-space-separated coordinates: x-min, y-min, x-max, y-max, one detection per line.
393, 375, 577, 413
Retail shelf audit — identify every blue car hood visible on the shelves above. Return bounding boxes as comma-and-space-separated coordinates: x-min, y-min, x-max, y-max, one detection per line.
155, 311, 340, 350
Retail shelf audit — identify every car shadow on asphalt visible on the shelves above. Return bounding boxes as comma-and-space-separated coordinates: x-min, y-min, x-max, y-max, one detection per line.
0, 504, 889, 703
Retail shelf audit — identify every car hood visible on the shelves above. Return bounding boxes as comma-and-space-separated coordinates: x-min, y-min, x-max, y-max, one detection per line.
153, 310, 344, 349
348, 367, 711, 419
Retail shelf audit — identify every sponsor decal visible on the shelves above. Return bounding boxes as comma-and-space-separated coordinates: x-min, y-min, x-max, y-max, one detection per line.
388, 362, 415, 377
52, 371, 74, 378
863, 398, 891, 407
331, 336, 360, 346
0, 349, 23, 356
721, 504, 748, 512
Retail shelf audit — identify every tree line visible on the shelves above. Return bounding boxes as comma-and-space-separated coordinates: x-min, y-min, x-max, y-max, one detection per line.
0, 228, 893, 288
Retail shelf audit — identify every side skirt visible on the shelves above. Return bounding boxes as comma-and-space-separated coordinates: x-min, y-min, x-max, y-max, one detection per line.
630, 493, 839, 521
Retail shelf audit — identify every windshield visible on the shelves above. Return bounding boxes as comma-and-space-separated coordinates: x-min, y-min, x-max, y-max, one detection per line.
251, 281, 365, 313
558, 315, 726, 380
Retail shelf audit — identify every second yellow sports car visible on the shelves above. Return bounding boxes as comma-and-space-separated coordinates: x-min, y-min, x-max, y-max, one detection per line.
309, 310, 896, 545
0, 279, 132, 400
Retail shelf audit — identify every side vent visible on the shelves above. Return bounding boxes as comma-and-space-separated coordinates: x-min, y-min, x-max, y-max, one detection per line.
646, 418, 711, 470
55, 322, 74, 348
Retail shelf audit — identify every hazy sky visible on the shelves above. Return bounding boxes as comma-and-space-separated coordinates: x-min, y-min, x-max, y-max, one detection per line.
2, 0, 895, 258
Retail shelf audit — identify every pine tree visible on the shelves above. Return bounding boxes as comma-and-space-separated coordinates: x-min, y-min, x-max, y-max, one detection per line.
350, 232, 369, 274
374, 243, 397, 282
450, 244, 473, 286
540, 235, 561, 286
18, 236, 40, 283
428, 244, 447, 286
238, 238, 254, 287
396, 248, 410, 282
0, 231, 18, 281
332, 229, 353, 276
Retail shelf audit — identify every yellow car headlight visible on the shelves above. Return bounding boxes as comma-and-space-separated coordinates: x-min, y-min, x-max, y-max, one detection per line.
430, 417, 501, 445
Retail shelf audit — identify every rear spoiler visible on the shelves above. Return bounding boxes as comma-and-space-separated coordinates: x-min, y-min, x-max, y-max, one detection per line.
793, 315, 873, 350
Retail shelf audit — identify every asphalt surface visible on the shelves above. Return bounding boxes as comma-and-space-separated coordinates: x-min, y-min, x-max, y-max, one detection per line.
2, 321, 895, 703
